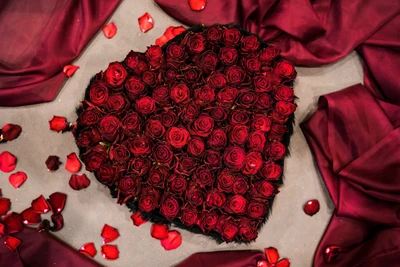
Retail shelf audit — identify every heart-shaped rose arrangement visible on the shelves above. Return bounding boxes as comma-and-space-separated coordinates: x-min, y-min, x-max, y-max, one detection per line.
73, 25, 296, 243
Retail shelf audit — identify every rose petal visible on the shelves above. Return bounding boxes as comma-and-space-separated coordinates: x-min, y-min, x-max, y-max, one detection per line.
276, 259, 291, 267
151, 223, 169, 240
0, 223, 4, 238
324, 245, 342, 263
63, 65, 79, 77
65, 153, 82, 173
101, 224, 120, 244
265, 247, 280, 264
138, 12, 154, 33
131, 212, 147, 227
31, 195, 50, 214
189, 0, 206, 11
0, 197, 11, 216
37, 219, 50, 232
69, 174, 90, 190
4, 236, 21, 251
2, 212, 23, 234
48, 192, 67, 214
160, 230, 182, 251
79, 242, 97, 258
303, 199, 320, 216
101, 244, 119, 260
9, 172, 27, 188
49, 116, 67, 132
155, 35, 169, 47
0, 151, 17, 173
50, 213, 64, 231
256, 260, 270, 267
1, 124, 22, 142
172, 26, 186, 36
155, 26, 185, 46
21, 208, 41, 225
46, 156, 62, 171
102, 22, 117, 39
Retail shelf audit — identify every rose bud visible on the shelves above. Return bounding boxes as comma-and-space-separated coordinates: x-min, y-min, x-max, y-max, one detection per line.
104, 62, 128, 89
251, 114, 272, 132
247, 130, 266, 152
260, 45, 281, 63
236, 91, 258, 108
198, 51, 218, 72
160, 194, 181, 221
193, 165, 215, 188
124, 51, 148, 74
83, 145, 108, 172
206, 189, 226, 208
128, 136, 152, 157
194, 85, 215, 106
251, 181, 276, 199
207, 129, 227, 150
233, 176, 249, 194
198, 210, 219, 234
216, 86, 239, 107
125, 76, 147, 100
1, 124, 22, 142
238, 220, 258, 241
117, 175, 142, 204
145, 119, 166, 139
95, 163, 116, 186
183, 32, 206, 54
99, 115, 121, 143
217, 169, 235, 193
274, 59, 297, 80
88, 81, 109, 106
265, 141, 286, 160
241, 35, 260, 53
166, 127, 191, 149
152, 142, 174, 165
160, 110, 178, 127
222, 27, 241, 47
175, 154, 197, 176
166, 43, 187, 66
242, 54, 261, 73
78, 108, 103, 127
247, 201, 268, 219
148, 166, 169, 188
170, 83, 190, 105
145, 45, 164, 70
220, 220, 239, 242
270, 110, 290, 124
203, 150, 221, 169
225, 65, 245, 84
135, 96, 156, 116
179, 204, 198, 226
152, 86, 171, 106
226, 195, 248, 214
275, 101, 297, 116
242, 152, 263, 176
138, 187, 161, 212
185, 183, 205, 206
209, 106, 229, 123
163, 65, 178, 83
204, 25, 222, 44
129, 157, 151, 176
254, 75, 272, 93
229, 109, 250, 125
180, 102, 200, 123
189, 115, 214, 137
182, 65, 202, 84
258, 161, 282, 180
187, 137, 205, 157
105, 93, 129, 115
141, 70, 158, 87
255, 92, 274, 110
207, 72, 227, 88
223, 146, 246, 171
268, 124, 288, 141
229, 125, 249, 145
168, 174, 188, 195
122, 112, 142, 137
219, 47, 238, 65
274, 85, 294, 101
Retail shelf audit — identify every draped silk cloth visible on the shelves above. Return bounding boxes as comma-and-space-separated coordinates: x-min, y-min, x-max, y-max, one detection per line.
0, 0, 120, 107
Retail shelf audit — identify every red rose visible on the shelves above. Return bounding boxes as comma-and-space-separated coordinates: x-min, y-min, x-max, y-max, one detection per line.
216, 86, 239, 107
198, 51, 218, 72
275, 101, 297, 116
251, 181, 275, 198
260, 45, 281, 63
95, 163, 115, 186
251, 114, 272, 132
206, 189, 226, 208
270, 110, 289, 124
242, 152, 263, 176
187, 137, 205, 157
207, 72, 227, 88
129, 157, 151, 176
258, 161, 282, 180
185, 184, 205, 206
183, 65, 202, 84
105, 93, 128, 115
166, 43, 187, 65
83, 145, 108, 172
207, 129, 227, 150
122, 112, 142, 136
229, 125, 249, 145
179, 204, 198, 226
219, 47, 238, 65
209, 106, 229, 122
104, 62, 127, 88
247, 130, 266, 152
175, 154, 197, 176
238, 218, 258, 241
135, 96, 156, 116
128, 136, 152, 157
163, 65, 178, 83
242, 54, 261, 73
125, 76, 147, 100
217, 169, 235, 193
110, 145, 130, 164
225, 65, 245, 84
255, 92, 274, 110
168, 174, 188, 195
152, 142, 174, 164
193, 165, 215, 188
124, 51, 148, 74
274, 60, 296, 80
268, 124, 288, 141
236, 91, 257, 108
148, 166, 169, 188
160, 110, 178, 127
99, 115, 121, 142
265, 142, 286, 159
118, 175, 141, 204
79, 108, 102, 126
220, 220, 239, 242
223, 146, 246, 171
205, 25, 222, 44
170, 83, 190, 105
241, 35, 260, 53
152, 85, 170, 106
77, 128, 101, 147
198, 210, 219, 233
194, 85, 215, 105
203, 150, 221, 169
166, 127, 190, 149
141, 70, 158, 87
247, 201, 267, 219
145, 119, 166, 139
189, 116, 214, 137
145, 45, 164, 70
160, 194, 181, 221
254, 76, 272, 93
274, 85, 294, 101
184, 32, 205, 54
222, 28, 241, 47
233, 176, 249, 194
180, 102, 200, 123
226, 195, 247, 214
89, 81, 109, 106
229, 109, 250, 125
138, 186, 161, 212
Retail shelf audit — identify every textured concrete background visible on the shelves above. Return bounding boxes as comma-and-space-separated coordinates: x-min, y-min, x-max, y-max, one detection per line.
0, 0, 364, 266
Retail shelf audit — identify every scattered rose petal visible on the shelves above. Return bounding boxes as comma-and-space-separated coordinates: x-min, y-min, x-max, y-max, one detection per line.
131, 212, 147, 227
31, 195, 50, 214
49, 116, 68, 132
2, 212, 23, 234
189, 0, 206, 11
265, 247, 280, 264
37, 219, 50, 232
275, 259, 291, 267
102, 22, 117, 39
101, 224, 120, 244
65, 153, 82, 173
1, 124, 22, 142
46, 156, 62, 171
4, 236, 21, 251
0, 223, 4, 238
0, 151, 17, 173
257, 261, 268, 267
0, 197, 11, 216
101, 244, 119, 260
9, 172, 27, 188
151, 224, 169, 240
69, 174, 90, 190
324, 245, 342, 263
160, 230, 182, 250
155, 26, 185, 46
303, 199, 320, 216
48, 192, 67, 214
21, 208, 41, 225
50, 213, 64, 231
63, 65, 79, 77
80, 242, 97, 258
138, 12, 154, 33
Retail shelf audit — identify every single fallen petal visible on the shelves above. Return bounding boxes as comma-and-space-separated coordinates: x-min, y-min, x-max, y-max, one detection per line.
303, 199, 320, 216
49, 116, 67, 132
101, 224, 120, 244
50, 213, 64, 231
37, 219, 50, 232
21, 208, 41, 225
102, 22, 117, 39
0, 197, 11, 216
276, 259, 291, 267
138, 12, 154, 33
101, 244, 119, 260
2, 212, 23, 234
265, 247, 280, 264
130, 212, 147, 227
79, 242, 97, 258
151, 223, 169, 240
46, 156, 62, 171
63, 65, 79, 77
31, 195, 50, 214
9, 172, 27, 188
189, 0, 207, 11
160, 230, 182, 251
172, 26, 186, 36
69, 174, 90, 190
1, 124, 22, 142
48, 192, 67, 214
0, 151, 17, 173
155, 35, 169, 47
4, 236, 21, 251
65, 153, 82, 173
155, 26, 185, 46
324, 246, 342, 263
256, 261, 269, 267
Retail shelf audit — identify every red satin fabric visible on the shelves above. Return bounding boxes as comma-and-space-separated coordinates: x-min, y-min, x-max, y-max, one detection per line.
0, 0, 120, 107
0, 227, 101, 267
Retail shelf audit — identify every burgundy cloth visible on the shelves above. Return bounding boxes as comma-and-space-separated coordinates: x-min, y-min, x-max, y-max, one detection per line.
0, 0, 120, 107
0, 227, 101, 267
